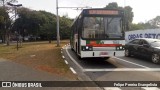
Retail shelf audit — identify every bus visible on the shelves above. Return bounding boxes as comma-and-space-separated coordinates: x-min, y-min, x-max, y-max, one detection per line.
70, 8, 125, 58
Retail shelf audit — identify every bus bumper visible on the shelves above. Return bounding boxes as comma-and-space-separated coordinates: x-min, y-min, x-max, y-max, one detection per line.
80, 51, 124, 58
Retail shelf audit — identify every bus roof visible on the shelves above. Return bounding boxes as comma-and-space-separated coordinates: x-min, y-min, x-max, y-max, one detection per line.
71, 8, 124, 26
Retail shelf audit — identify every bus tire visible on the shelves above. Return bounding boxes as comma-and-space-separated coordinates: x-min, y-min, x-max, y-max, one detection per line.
125, 49, 131, 57
105, 57, 110, 60
76, 43, 78, 53
71, 47, 74, 51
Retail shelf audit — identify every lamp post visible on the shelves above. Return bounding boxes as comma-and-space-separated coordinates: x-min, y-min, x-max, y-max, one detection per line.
7, 2, 22, 50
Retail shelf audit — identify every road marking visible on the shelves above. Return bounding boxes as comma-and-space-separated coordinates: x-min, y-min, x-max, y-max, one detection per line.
62, 56, 65, 59
70, 67, 77, 74
64, 60, 68, 64
113, 57, 150, 68
65, 46, 83, 70
65, 46, 159, 72
141, 87, 160, 90
83, 68, 160, 72
104, 87, 121, 90
30, 55, 36, 57
61, 51, 63, 54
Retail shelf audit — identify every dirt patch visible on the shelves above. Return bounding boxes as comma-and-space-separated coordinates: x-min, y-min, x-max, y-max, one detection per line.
0, 40, 77, 80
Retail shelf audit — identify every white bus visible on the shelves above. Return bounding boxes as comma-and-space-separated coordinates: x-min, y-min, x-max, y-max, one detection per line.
70, 9, 125, 58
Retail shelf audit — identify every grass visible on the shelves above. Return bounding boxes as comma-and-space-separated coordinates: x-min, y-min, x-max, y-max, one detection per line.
0, 40, 77, 80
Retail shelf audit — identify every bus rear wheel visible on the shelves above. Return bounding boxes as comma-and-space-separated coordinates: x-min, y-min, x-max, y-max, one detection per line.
71, 47, 74, 51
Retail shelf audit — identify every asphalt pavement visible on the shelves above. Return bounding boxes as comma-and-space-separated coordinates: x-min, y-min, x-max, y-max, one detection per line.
0, 58, 90, 90
63, 45, 160, 90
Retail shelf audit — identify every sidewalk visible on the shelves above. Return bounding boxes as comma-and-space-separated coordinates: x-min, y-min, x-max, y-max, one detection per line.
0, 58, 88, 90
0, 58, 68, 81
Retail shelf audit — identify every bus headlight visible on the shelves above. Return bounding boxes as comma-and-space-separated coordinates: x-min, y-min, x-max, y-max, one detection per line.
82, 46, 93, 51
86, 46, 89, 49
116, 46, 125, 50
119, 46, 123, 49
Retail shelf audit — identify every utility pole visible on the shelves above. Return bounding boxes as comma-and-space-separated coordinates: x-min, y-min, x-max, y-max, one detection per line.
124, 0, 126, 8
56, 0, 60, 47
7, 2, 22, 50
56, 0, 91, 47
2, 0, 4, 7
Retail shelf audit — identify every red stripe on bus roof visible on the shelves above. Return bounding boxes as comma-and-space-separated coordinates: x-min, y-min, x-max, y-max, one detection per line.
86, 44, 122, 47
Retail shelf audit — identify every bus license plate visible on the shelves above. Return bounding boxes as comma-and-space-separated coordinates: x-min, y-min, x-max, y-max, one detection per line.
100, 52, 108, 55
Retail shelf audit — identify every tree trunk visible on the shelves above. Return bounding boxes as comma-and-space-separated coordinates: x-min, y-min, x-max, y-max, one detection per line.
48, 34, 51, 43
6, 34, 10, 46
2, 34, 5, 43
6, 29, 10, 46
49, 40, 51, 43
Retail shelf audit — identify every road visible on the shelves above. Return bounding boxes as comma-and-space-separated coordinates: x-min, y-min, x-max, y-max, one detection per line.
62, 45, 160, 90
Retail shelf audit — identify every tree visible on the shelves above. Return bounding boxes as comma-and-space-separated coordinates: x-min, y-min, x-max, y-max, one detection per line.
148, 16, 160, 28
12, 7, 73, 42
105, 2, 118, 9
105, 2, 134, 31
0, 0, 17, 45
130, 16, 160, 30
124, 6, 134, 31
0, 6, 10, 43
0, 7, 5, 41
39, 10, 57, 43
59, 16, 72, 39
13, 8, 47, 41
130, 23, 144, 30
130, 22, 159, 31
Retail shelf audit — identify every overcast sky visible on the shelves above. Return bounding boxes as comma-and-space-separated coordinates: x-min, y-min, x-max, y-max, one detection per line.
17, 0, 160, 23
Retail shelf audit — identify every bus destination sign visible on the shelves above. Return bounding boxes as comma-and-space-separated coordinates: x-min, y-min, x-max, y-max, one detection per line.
88, 10, 119, 15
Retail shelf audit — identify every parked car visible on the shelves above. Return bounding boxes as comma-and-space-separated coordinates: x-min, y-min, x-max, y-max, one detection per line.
125, 38, 160, 64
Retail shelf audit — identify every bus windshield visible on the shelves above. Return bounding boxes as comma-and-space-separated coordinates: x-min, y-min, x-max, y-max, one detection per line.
82, 17, 123, 39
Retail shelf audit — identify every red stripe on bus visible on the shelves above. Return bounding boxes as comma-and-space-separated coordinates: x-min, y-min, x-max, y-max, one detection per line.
86, 44, 122, 47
